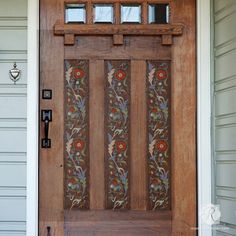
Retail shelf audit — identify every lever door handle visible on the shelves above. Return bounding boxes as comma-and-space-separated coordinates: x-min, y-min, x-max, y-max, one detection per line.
41, 110, 52, 148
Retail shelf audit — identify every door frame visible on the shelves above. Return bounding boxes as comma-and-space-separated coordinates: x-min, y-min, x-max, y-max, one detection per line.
26, 0, 212, 235
27, 0, 39, 235
197, 0, 212, 235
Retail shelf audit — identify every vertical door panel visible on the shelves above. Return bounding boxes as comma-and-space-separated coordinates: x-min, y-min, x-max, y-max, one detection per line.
104, 60, 131, 210
64, 60, 90, 210
147, 61, 171, 210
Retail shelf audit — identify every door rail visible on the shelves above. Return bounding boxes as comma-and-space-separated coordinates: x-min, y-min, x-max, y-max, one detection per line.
54, 22, 184, 45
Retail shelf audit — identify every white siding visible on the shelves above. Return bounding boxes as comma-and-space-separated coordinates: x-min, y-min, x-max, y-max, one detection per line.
214, 0, 236, 235
0, 0, 27, 235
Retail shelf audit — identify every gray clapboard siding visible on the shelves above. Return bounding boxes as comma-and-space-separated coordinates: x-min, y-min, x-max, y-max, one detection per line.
215, 126, 236, 151
215, 50, 236, 82
0, 222, 26, 231
214, 0, 235, 13
0, 163, 26, 187
216, 231, 236, 236
216, 198, 236, 226
0, 0, 27, 235
215, 2, 236, 47
0, 18, 27, 28
0, 30, 27, 50
0, 96, 27, 119
0, 0, 27, 18
0, 197, 26, 221
0, 129, 26, 153
216, 163, 236, 188
214, 0, 236, 234
0, 233, 26, 236
215, 89, 236, 116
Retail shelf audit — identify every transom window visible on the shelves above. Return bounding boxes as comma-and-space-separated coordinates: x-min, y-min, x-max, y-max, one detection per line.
65, 2, 170, 24
93, 4, 114, 23
121, 4, 141, 23
65, 4, 86, 23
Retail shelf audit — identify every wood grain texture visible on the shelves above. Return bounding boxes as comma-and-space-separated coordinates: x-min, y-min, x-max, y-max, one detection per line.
114, 2, 120, 25
65, 36, 171, 60
113, 34, 123, 45
89, 60, 105, 210
39, 0, 64, 234
40, 221, 64, 236
64, 34, 75, 45
64, 0, 173, 4
54, 23, 184, 37
142, 2, 148, 24
65, 210, 171, 236
130, 60, 147, 210
171, 0, 196, 235
86, 1, 93, 24
65, 210, 171, 220
162, 35, 173, 45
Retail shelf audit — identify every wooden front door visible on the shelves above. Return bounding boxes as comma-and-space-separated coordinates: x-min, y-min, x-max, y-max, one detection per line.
39, 0, 196, 235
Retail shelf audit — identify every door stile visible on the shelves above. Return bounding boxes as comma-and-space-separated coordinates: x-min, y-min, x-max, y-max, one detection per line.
89, 59, 105, 210
40, 0, 65, 234
130, 60, 148, 210
171, 0, 196, 234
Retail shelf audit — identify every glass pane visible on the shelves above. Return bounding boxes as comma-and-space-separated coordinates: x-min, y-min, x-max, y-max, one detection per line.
65, 4, 86, 23
94, 4, 114, 23
121, 4, 141, 23
148, 4, 169, 24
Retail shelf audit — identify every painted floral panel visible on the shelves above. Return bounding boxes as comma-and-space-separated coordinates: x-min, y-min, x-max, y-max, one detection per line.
105, 60, 130, 210
64, 60, 89, 210
147, 61, 171, 210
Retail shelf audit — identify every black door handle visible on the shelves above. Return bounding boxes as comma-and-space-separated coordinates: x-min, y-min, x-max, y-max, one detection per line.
41, 110, 52, 148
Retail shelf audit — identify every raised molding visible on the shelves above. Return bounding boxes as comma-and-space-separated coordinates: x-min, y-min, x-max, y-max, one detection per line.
54, 23, 184, 46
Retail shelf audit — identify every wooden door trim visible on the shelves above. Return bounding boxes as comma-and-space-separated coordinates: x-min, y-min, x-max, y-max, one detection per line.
54, 23, 184, 45
171, 0, 196, 234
